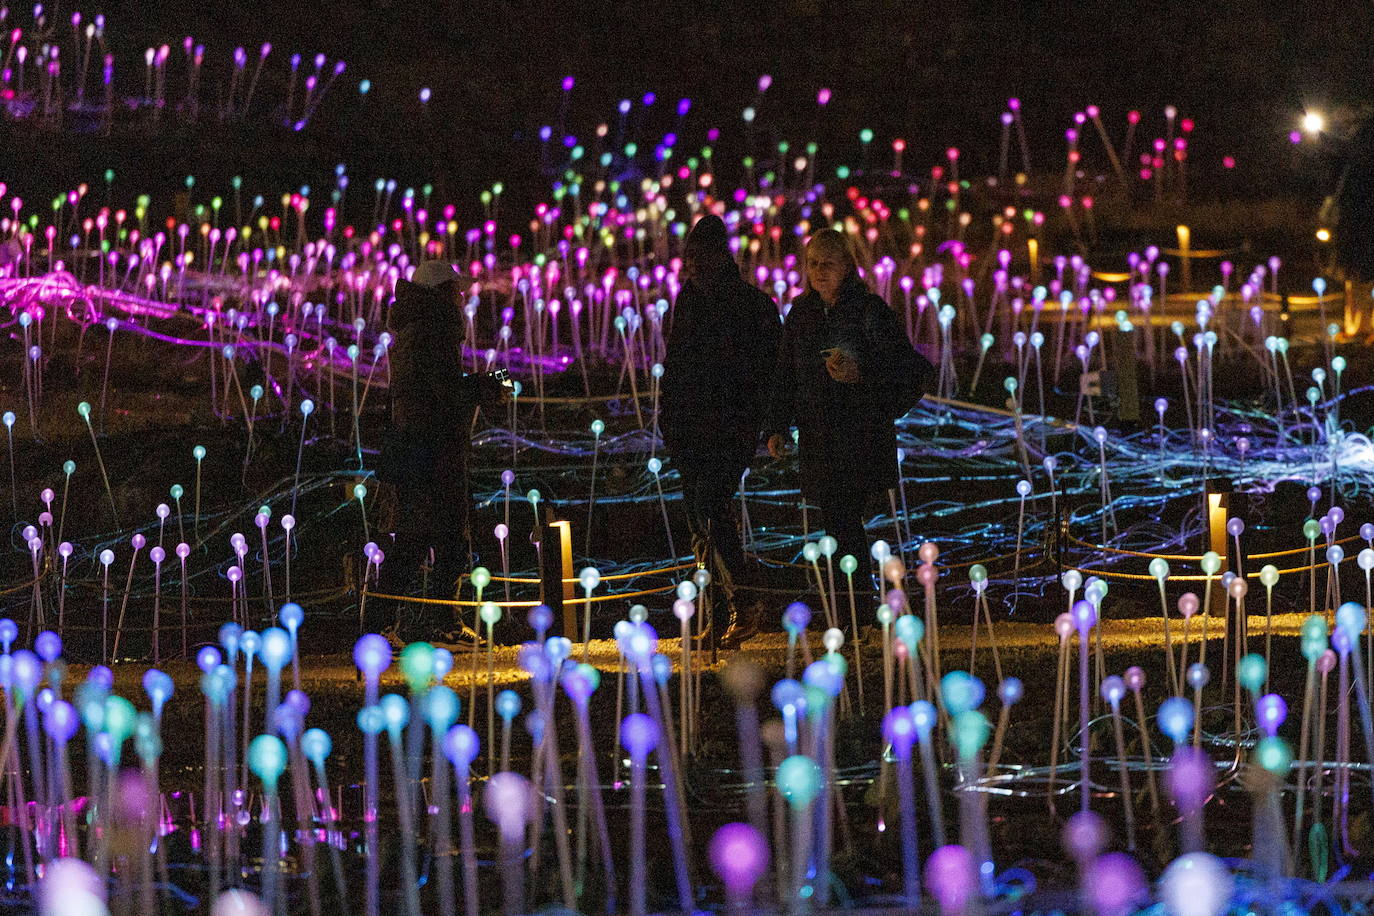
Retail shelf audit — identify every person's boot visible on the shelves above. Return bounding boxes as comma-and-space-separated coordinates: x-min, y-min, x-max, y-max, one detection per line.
401, 604, 483, 648
717, 600, 761, 650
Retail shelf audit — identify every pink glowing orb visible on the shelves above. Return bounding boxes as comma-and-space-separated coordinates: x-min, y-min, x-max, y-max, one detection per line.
925, 844, 976, 915
1087, 852, 1148, 916
709, 822, 769, 897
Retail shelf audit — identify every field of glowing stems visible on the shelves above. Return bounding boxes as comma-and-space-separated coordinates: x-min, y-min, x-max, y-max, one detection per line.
0, 20, 1372, 913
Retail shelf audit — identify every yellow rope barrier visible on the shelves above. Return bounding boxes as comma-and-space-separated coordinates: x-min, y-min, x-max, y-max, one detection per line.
1072, 554, 1341, 582
1065, 534, 1202, 561
363, 581, 678, 609
465, 561, 699, 587
1066, 530, 1362, 563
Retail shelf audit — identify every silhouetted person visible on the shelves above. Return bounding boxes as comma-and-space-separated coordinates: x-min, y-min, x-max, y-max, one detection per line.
1336, 114, 1374, 284
766, 228, 930, 566
661, 215, 781, 648
373, 260, 506, 643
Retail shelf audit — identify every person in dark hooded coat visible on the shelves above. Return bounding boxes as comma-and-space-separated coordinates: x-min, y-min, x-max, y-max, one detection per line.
766, 228, 929, 564
372, 259, 506, 642
661, 214, 781, 648
1336, 113, 1374, 284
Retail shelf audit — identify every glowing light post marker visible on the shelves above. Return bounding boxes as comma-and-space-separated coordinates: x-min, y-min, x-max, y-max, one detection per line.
259, 627, 291, 741
783, 601, 812, 680
968, 565, 1003, 684
1123, 667, 1161, 813
561, 663, 617, 909
281, 514, 296, 603
484, 770, 532, 916
1198, 550, 1222, 671
1176, 592, 1199, 681
378, 695, 422, 916
493, 524, 511, 603
777, 753, 822, 910
586, 418, 603, 559
1251, 697, 1293, 877
94, 548, 115, 662
57, 541, 73, 629
353, 482, 370, 541
1255, 563, 1281, 691
882, 705, 921, 905
1159, 696, 1207, 852
111, 533, 145, 660
192, 445, 206, 543
57, 460, 76, 547
168, 542, 189, 655
624, 624, 693, 910
1336, 601, 1374, 817
1304, 518, 1320, 617
301, 727, 350, 911
673, 591, 694, 755
247, 734, 287, 910
710, 822, 769, 913
496, 689, 520, 771
2, 411, 14, 520
195, 657, 231, 902
443, 723, 481, 916
1180, 659, 1210, 750
348, 343, 363, 468
1148, 558, 1182, 694
149, 545, 165, 662
43, 697, 80, 860
986, 676, 1023, 773
420, 687, 460, 916
647, 457, 676, 558
291, 399, 313, 519
353, 634, 390, 916
479, 600, 501, 763
1294, 615, 1329, 851
77, 402, 118, 527
819, 536, 841, 633
579, 566, 600, 661
280, 603, 304, 691
240, 630, 260, 781
1100, 675, 1137, 850
840, 553, 865, 713
1072, 598, 1097, 811
918, 541, 943, 691
99, 316, 118, 433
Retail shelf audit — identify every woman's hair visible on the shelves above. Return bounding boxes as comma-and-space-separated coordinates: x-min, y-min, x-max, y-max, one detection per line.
805, 228, 860, 286
685, 214, 737, 282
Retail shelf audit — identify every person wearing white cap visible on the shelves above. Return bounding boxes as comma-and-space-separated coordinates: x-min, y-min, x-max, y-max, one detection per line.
373, 259, 507, 644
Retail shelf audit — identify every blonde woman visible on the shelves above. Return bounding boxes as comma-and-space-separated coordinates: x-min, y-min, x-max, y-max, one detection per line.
766, 229, 930, 563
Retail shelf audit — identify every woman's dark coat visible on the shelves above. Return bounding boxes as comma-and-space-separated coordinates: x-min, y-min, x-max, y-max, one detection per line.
767, 275, 927, 503
661, 270, 782, 471
384, 279, 482, 480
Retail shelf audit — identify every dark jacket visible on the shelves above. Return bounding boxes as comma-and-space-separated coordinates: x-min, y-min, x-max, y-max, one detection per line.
767, 275, 924, 502
1337, 116, 1374, 282
385, 280, 481, 474
661, 269, 782, 470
